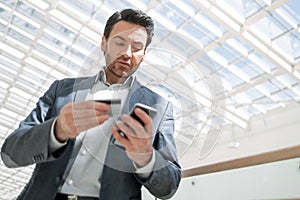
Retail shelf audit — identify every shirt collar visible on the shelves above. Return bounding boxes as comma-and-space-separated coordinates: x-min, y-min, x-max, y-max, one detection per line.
95, 66, 135, 89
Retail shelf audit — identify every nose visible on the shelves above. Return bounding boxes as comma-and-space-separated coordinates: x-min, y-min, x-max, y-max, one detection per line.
122, 45, 133, 58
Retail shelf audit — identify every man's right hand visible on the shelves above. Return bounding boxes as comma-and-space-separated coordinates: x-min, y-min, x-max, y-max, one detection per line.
54, 101, 110, 142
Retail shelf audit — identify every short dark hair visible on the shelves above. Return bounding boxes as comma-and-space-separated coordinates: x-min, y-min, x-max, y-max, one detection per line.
103, 8, 154, 48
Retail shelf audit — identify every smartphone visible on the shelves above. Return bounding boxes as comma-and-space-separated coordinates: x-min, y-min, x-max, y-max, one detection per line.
129, 103, 157, 126
117, 103, 157, 138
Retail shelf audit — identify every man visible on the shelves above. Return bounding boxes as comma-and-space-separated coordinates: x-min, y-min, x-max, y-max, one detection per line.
1, 8, 181, 200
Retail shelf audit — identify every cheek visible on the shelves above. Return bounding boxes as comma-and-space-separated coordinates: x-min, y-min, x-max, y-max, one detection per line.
132, 54, 144, 65
106, 48, 121, 63
107, 47, 117, 58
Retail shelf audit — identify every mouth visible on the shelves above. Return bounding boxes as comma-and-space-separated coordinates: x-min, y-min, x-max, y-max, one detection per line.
111, 60, 132, 77
116, 60, 130, 68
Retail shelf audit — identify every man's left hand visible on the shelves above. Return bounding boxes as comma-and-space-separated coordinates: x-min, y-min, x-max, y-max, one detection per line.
112, 107, 153, 167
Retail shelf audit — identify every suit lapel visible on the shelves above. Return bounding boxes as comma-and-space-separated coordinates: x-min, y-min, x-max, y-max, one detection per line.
121, 79, 143, 114
73, 75, 98, 102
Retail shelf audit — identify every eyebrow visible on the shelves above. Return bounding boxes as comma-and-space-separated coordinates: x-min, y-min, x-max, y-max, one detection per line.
112, 35, 127, 41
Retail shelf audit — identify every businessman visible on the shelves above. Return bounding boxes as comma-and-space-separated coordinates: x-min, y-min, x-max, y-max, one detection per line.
1, 8, 181, 200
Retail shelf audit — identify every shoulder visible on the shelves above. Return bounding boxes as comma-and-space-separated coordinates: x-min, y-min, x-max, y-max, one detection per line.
55, 75, 95, 89
56, 76, 91, 86
47, 75, 95, 97
133, 80, 171, 107
133, 80, 157, 96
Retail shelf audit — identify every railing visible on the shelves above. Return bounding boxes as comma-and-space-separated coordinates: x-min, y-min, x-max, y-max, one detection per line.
182, 145, 300, 178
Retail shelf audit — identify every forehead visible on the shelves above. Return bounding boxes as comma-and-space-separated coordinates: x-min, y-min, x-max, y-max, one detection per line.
109, 21, 147, 43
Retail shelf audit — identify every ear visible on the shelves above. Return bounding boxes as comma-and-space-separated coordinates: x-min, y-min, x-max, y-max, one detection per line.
101, 36, 106, 53
141, 50, 146, 61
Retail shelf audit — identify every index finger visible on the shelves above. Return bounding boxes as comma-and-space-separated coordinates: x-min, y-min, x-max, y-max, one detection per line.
133, 107, 152, 126
73, 101, 110, 111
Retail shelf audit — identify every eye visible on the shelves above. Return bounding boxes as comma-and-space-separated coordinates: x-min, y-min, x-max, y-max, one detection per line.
115, 42, 125, 46
132, 44, 143, 52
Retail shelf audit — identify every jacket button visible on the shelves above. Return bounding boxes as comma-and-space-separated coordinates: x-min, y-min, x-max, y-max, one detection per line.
81, 150, 87, 156
67, 179, 73, 185
151, 179, 158, 186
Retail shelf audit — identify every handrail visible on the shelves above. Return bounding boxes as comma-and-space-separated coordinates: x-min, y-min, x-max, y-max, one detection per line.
182, 145, 300, 178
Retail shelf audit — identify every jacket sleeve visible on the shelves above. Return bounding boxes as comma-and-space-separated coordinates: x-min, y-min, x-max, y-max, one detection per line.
1, 80, 62, 168
137, 102, 182, 199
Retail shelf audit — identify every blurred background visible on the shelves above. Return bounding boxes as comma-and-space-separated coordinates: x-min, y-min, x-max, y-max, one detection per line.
0, 0, 299, 199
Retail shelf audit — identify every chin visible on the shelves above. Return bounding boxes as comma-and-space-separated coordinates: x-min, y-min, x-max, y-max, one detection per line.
121, 73, 130, 78
114, 70, 128, 78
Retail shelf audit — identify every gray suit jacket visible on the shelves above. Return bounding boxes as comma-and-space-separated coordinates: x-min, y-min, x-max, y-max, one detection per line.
1, 75, 181, 200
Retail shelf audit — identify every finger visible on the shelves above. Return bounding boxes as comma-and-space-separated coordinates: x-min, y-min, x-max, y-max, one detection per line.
122, 114, 142, 128
120, 116, 150, 139
71, 109, 109, 119
73, 115, 109, 127
133, 108, 152, 126
72, 101, 110, 111
112, 126, 130, 146
134, 108, 153, 136
115, 120, 136, 138
64, 115, 108, 135
65, 101, 110, 120
93, 101, 111, 111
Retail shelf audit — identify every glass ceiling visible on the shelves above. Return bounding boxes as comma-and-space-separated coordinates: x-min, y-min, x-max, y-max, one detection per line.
0, 0, 300, 199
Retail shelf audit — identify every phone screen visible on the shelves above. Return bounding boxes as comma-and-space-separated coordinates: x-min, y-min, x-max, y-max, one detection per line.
130, 103, 157, 126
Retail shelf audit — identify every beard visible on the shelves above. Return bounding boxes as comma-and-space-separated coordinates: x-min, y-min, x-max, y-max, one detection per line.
105, 56, 142, 79
106, 64, 127, 78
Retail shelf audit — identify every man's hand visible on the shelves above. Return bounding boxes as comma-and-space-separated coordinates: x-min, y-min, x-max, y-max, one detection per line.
55, 101, 110, 142
112, 107, 153, 167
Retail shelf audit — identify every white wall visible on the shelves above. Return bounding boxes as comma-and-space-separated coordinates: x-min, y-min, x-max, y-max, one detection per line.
143, 157, 300, 199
